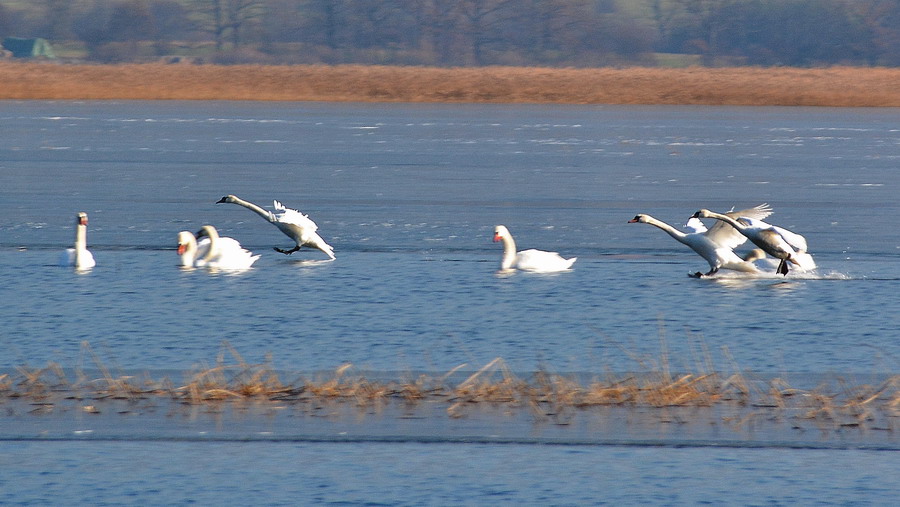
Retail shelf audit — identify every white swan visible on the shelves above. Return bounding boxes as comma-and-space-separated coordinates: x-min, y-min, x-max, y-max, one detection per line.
692, 210, 810, 275
59, 212, 96, 270
628, 204, 773, 277
177, 225, 260, 269
493, 225, 576, 273
216, 195, 335, 260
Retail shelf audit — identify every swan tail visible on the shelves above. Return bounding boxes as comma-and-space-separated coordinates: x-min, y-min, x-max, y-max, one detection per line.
307, 233, 336, 259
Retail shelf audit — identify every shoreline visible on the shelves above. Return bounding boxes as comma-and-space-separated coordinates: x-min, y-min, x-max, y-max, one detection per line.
1, 63, 900, 106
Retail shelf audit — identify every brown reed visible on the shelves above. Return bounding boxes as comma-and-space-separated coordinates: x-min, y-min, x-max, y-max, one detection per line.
1, 62, 900, 106
2, 341, 896, 433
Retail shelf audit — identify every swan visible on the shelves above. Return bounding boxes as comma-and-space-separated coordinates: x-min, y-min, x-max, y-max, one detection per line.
628, 204, 773, 277
59, 212, 96, 270
177, 225, 260, 269
691, 210, 809, 275
216, 195, 335, 260
493, 225, 576, 273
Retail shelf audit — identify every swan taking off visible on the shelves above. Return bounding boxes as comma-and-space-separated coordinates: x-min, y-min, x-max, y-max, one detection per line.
216, 195, 335, 260
177, 225, 260, 269
692, 210, 810, 276
59, 212, 96, 270
628, 204, 772, 277
493, 225, 576, 273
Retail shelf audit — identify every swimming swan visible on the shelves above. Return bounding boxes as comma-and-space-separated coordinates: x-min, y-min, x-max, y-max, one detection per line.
692, 210, 809, 275
216, 195, 335, 260
628, 204, 773, 277
493, 225, 576, 273
177, 225, 260, 269
59, 212, 96, 270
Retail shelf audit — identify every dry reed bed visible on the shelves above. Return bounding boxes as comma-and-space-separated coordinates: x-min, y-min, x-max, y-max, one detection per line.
2, 343, 897, 430
2, 63, 900, 106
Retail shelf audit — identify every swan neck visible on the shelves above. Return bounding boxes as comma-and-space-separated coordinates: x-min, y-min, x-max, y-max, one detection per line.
500, 234, 517, 270
200, 227, 219, 263
644, 217, 686, 242
707, 211, 742, 228
75, 222, 87, 251
228, 196, 272, 221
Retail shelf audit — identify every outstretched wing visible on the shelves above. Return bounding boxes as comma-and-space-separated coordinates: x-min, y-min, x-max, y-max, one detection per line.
705, 203, 773, 249
273, 200, 319, 232
683, 217, 708, 234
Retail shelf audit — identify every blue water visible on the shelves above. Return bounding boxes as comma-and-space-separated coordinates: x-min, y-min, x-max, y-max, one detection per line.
1, 101, 898, 504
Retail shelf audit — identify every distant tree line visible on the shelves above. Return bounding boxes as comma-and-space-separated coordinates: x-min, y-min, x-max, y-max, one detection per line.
1, 0, 899, 66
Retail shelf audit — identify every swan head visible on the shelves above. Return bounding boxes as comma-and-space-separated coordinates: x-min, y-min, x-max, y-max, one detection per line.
628, 214, 650, 224
216, 195, 238, 204
177, 230, 196, 259
76, 212, 89, 226
195, 225, 219, 240
493, 225, 510, 242
690, 209, 713, 219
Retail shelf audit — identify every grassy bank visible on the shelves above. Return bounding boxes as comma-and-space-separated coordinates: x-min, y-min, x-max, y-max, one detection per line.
1, 63, 899, 106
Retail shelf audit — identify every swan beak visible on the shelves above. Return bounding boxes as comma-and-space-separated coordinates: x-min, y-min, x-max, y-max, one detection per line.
627, 218, 639, 223
492, 233, 502, 242
689, 211, 700, 219
177, 244, 186, 255
216, 197, 227, 204
79, 216, 88, 226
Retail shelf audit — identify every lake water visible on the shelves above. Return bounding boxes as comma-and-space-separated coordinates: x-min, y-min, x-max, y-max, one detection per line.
1, 101, 898, 504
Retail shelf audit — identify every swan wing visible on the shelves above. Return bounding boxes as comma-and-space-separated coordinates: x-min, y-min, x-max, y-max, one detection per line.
704, 203, 773, 249
771, 226, 808, 252
739, 216, 808, 252
59, 248, 75, 267
273, 200, 318, 232
683, 217, 708, 234
728, 203, 773, 222
77, 250, 96, 269
205, 236, 259, 269
515, 249, 576, 272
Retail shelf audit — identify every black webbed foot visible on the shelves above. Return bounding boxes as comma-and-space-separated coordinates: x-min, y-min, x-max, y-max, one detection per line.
274, 245, 301, 255
776, 259, 789, 276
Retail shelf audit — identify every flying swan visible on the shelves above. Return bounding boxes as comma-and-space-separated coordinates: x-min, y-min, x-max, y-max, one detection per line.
493, 225, 576, 273
177, 225, 260, 269
59, 211, 96, 270
628, 204, 773, 277
691, 210, 811, 275
216, 195, 335, 260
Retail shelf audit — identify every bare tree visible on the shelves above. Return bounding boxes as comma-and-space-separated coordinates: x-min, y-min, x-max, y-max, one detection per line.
191, 0, 263, 51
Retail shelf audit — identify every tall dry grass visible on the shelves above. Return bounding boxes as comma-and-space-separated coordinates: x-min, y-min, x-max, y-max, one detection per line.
1, 62, 899, 106
2, 341, 897, 431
